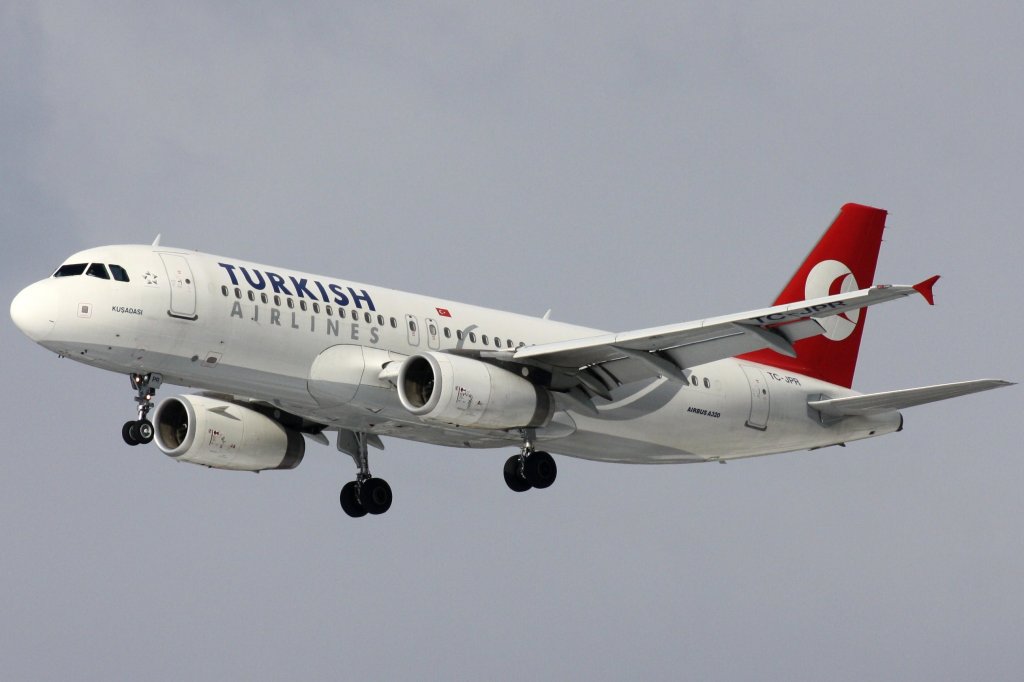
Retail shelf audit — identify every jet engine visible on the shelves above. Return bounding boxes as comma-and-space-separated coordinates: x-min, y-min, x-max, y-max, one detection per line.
152, 395, 305, 471
397, 352, 552, 429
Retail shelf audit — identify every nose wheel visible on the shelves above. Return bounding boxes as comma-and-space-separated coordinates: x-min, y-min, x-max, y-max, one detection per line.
337, 430, 392, 517
122, 373, 162, 446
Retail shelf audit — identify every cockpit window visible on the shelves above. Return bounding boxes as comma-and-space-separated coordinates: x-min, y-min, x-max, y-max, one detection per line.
86, 263, 110, 279
109, 264, 130, 282
53, 263, 87, 278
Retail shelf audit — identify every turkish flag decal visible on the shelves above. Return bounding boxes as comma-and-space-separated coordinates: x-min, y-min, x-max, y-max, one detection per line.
436, 307, 452, 317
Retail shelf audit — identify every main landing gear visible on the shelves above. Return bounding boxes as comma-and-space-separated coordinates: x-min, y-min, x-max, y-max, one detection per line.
122, 372, 162, 446
337, 430, 392, 518
504, 429, 557, 492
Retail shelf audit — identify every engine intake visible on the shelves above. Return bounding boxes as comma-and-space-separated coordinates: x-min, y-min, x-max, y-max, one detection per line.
153, 395, 304, 471
397, 352, 552, 430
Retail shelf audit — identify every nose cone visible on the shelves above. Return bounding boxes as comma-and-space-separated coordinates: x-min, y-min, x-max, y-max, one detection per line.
10, 281, 57, 342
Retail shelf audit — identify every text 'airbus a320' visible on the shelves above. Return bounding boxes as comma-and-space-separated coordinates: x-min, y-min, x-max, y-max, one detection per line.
11, 204, 1013, 517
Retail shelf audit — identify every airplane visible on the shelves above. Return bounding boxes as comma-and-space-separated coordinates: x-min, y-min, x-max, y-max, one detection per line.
10, 203, 1013, 518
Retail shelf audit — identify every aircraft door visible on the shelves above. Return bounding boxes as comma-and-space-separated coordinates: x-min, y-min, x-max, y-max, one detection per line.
405, 314, 420, 347
425, 317, 441, 350
159, 253, 198, 320
741, 366, 771, 430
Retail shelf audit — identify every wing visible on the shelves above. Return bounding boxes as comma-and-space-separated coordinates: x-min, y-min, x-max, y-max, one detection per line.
808, 379, 1014, 417
495, 278, 939, 398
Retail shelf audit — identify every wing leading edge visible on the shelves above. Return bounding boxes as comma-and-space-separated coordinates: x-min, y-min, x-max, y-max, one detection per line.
511, 279, 936, 392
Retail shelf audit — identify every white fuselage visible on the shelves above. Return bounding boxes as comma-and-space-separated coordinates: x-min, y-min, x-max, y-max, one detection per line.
13, 244, 902, 463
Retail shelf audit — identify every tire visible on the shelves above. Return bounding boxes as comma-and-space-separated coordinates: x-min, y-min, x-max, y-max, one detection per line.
135, 420, 154, 444
122, 421, 139, 446
503, 455, 532, 492
361, 478, 393, 515
340, 481, 367, 518
524, 451, 557, 489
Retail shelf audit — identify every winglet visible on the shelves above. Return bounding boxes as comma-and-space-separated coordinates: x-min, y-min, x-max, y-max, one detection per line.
913, 275, 940, 305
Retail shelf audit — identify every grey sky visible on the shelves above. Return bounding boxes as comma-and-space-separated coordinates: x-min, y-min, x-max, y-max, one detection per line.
3, 3, 1022, 680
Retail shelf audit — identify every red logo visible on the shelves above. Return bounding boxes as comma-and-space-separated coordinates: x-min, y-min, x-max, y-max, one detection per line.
436, 307, 452, 317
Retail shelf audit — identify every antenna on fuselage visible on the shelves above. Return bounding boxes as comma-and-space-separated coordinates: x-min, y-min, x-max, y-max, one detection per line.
542, 309, 552, 320
151, 234, 162, 248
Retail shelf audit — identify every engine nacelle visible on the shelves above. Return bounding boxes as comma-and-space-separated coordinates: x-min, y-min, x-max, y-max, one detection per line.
153, 395, 305, 471
397, 352, 553, 429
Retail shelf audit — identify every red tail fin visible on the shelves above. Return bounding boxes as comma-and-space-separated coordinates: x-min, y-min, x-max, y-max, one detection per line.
740, 203, 888, 388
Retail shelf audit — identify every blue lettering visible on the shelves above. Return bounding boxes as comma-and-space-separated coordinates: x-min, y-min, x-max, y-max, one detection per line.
314, 280, 331, 302
240, 267, 266, 290
349, 287, 376, 311
218, 262, 239, 285
267, 271, 293, 296
329, 284, 350, 306
289, 276, 316, 299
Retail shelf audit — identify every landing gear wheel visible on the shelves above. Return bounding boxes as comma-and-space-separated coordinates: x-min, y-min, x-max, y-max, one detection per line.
122, 421, 139, 446
361, 478, 393, 515
340, 481, 367, 518
503, 455, 532, 492
124, 373, 162, 446
524, 451, 557, 489
135, 420, 154, 444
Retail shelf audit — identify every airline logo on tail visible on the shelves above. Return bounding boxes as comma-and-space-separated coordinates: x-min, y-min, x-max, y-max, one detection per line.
805, 259, 859, 341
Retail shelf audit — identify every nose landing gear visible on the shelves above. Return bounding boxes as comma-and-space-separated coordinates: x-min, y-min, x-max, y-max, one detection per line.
122, 373, 162, 446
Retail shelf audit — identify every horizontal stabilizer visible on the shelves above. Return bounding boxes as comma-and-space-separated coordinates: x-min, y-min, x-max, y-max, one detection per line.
808, 379, 1014, 417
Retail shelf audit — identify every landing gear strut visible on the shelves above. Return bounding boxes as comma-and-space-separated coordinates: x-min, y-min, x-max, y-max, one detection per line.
504, 429, 557, 492
337, 430, 392, 518
122, 372, 162, 446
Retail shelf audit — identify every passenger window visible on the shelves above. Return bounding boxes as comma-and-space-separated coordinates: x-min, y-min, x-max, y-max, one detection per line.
444, 328, 451, 339
456, 330, 463, 340
274, 295, 281, 306
377, 314, 384, 325
340, 308, 346, 319
261, 293, 268, 304
109, 264, 130, 282
234, 287, 242, 299
287, 298, 294, 309
326, 305, 333, 316
409, 320, 417, 332
54, 263, 87, 277
704, 377, 711, 389
313, 302, 320, 314
248, 290, 255, 302
691, 376, 699, 386
507, 339, 514, 348
300, 300, 308, 312
469, 332, 477, 343
429, 324, 437, 336
364, 312, 372, 323
482, 334, 489, 345
86, 263, 110, 279
221, 285, 229, 297
390, 317, 397, 328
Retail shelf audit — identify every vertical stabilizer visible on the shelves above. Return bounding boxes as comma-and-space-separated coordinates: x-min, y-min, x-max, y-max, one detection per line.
740, 203, 888, 388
